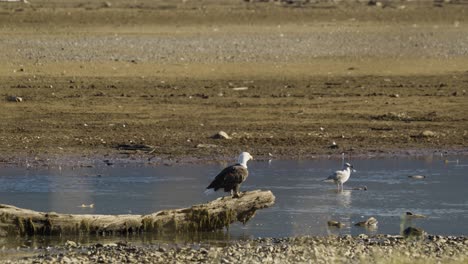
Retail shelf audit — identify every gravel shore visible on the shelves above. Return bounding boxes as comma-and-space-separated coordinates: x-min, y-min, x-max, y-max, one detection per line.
1, 235, 467, 264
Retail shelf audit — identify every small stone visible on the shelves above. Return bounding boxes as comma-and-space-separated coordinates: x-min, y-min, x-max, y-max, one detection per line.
353, 186, 368, 191
158, 247, 166, 253
196, 143, 218, 148
327, 220, 345, 228
61, 256, 72, 264
403, 227, 425, 238
211, 131, 232, 139
419, 130, 436, 138
6, 96, 23, 102
116, 241, 128, 247
355, 217, 378, 227
65, 240, 78, 248
232, 87, 248, 91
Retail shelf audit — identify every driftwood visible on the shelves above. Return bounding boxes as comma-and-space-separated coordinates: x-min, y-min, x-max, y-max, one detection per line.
0, 190, 275, 237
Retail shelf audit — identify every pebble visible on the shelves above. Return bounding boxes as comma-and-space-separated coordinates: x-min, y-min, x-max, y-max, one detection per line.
403, 227, 425, 238
419, 130, 436, 137
211, 131, 232, 139
64, 240, 78, 248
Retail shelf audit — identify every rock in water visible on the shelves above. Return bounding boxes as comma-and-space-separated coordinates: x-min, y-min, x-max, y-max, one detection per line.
355, 217, 378, 227
403, 227, 425, 238
405, 212, 427, 218
65, 240, 78, 248
408, 175, 426, 179
327, 220, 345, 228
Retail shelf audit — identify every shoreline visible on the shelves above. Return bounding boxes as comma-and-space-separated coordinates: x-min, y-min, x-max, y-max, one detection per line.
0, 148, 467, 168
1, 234, 467, 263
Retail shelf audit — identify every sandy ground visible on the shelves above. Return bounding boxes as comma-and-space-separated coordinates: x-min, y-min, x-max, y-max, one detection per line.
0, 0, 467, 165
0, 1, 468, 262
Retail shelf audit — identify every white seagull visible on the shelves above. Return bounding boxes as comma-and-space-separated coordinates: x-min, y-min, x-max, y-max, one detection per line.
324, 162, 353, 191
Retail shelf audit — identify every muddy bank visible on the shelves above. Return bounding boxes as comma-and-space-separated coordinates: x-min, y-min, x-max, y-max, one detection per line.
1, 74, 467, 167
0, 0, 467, 164
1, 235, 467, 263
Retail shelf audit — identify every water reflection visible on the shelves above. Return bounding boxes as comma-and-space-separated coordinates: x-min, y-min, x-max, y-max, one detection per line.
336, 190, 352, 208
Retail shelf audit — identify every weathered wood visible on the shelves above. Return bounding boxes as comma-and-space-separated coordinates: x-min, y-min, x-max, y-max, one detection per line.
0, 190, 275, 237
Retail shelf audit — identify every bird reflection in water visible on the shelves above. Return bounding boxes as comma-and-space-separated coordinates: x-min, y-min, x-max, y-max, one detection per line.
336, 189, 352, 208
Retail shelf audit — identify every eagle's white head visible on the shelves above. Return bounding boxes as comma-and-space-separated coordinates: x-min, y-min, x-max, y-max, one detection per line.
238, 152, 254, 168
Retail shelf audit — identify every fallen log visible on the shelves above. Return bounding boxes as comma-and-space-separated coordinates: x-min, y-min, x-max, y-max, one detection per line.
0, 190, 275, 237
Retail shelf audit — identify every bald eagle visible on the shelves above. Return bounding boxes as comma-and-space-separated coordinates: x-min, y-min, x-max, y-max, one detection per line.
206, 152, 253, 198
324, 162, 354, 191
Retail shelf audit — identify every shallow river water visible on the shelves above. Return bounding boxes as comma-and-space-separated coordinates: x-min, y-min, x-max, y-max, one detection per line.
0, 155, 467, 246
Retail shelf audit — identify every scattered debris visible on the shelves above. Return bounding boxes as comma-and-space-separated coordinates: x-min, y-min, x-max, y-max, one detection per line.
65, 240, 78, 248
327, 220, 345, 228
405, 212, 427, 218
408, 175, 426, 179
196, 143, 218, 148
352, 186, 368, 191
418, 130, 437, 138
6, 96, 23, 102
78, 204, 94, 208
403, 227, 425, 238
329, 141, 339, 149
370, 127, 393, 131
102, 1, 112, 8
372, 112, 412, 122
0, 0, 29, 3
232, 87, 249, 91
116, 144, 155, 152
211, 131, 232, 139
355, 217, 378, 228
103, 160, 114, 166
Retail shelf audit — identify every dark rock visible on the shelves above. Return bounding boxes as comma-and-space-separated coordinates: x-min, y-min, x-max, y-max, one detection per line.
403, 227, 425, 238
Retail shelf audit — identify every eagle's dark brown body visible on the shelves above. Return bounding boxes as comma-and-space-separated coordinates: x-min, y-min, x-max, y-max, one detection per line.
206, 164, 248, 198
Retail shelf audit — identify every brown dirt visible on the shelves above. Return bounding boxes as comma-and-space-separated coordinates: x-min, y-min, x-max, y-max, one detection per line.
0, 0, 467, 165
